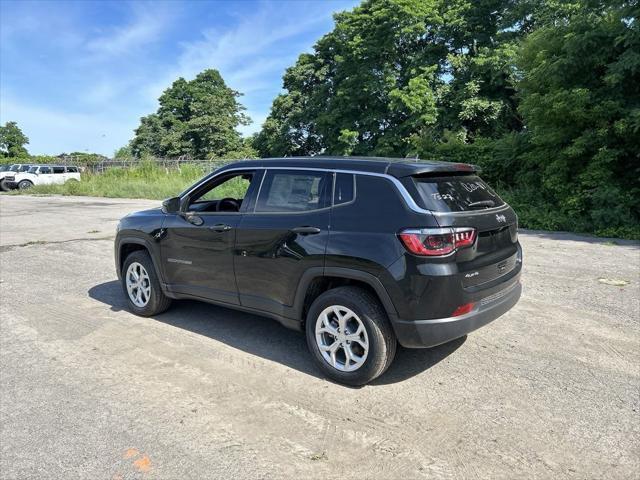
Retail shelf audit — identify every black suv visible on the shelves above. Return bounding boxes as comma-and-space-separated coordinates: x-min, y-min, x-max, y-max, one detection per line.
115, 157, 522, 385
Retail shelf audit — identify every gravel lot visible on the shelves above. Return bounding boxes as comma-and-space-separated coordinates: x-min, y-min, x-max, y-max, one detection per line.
1, 195, 638, 479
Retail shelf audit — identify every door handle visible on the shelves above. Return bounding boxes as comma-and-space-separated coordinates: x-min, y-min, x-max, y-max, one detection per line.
209, 223, 232, 232
291, 226, 321, 235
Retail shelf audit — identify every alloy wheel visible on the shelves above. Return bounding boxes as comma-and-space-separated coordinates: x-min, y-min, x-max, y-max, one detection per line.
125, 262, 151, 307
315, 305, 369, 372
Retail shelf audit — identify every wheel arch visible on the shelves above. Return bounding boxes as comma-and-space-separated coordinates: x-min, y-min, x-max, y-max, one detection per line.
116, 236, 163, 283
294, 267, 398, 324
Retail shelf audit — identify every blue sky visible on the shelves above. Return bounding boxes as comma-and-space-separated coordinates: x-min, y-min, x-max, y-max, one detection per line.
0, 0, 358, 155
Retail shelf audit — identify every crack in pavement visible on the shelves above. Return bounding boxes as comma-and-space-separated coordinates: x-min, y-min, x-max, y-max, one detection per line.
0, 236, 115, 253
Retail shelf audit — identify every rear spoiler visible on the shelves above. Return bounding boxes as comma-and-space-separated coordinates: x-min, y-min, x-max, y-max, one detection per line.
387, 162, 480, 178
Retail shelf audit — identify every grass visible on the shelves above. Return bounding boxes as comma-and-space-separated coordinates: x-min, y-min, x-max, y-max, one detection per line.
11, 163, 218, 200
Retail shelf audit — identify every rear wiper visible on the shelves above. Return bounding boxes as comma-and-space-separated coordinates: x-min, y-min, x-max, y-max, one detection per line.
467, 200, 495, 209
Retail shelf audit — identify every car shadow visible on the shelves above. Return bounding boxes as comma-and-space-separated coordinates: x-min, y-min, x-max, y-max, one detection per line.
88, 280, 465, 386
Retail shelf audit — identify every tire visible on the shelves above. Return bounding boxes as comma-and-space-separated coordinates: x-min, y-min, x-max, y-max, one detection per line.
0, 180, 9, 192
306, 286, 397, 386
121, 250, 172, 316
18, 180, 33, 190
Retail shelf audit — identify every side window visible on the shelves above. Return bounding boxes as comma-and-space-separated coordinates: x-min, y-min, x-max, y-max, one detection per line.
187, 171, 257, 213
255, 170, 331, 213
195, 173, 252, 203
52, 166, 65, 174
40, 166, 52, 174
66, 167, 78, 173
334, 173, 355, 205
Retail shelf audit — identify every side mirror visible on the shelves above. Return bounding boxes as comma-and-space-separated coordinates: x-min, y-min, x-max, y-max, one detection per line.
162, 196, 181, 214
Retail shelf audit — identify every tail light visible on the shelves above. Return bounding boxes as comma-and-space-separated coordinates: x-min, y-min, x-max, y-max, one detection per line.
398, 227, 477, 256
452, 302, 476, 317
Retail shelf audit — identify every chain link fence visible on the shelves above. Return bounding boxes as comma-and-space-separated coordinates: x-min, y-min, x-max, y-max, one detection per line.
49, 156, 238, 173
90, 159, 233, 174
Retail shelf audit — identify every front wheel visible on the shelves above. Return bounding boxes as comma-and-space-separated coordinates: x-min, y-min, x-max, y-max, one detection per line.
0, 179, 10, 191
18, 180, 33, 190
121, 250, 172, 316
306, 286, 397, 386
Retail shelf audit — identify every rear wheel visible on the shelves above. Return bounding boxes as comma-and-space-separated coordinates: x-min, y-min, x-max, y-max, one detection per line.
121, 250, 172, 316
306, 286, 397, 386
18, 180, 33, 190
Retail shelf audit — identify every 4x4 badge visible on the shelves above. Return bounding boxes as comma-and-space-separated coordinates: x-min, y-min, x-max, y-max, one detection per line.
496, 214, 506, 223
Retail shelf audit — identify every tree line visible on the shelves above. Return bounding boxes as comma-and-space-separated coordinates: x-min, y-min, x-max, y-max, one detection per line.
3, 0, 637, 238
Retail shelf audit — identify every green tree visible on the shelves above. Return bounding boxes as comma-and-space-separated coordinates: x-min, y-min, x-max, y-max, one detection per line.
516, 0, 639, 236
130, 69, 251, 159
0, 121, 29, 157
114, 145, 133, 159
254, 0, 530, 158
255, 0, 443, 156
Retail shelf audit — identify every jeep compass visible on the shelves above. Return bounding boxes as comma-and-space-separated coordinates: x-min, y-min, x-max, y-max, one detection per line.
115, 157, 522, 385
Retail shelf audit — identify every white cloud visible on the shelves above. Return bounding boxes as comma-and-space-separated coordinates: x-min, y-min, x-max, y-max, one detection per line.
144, 1, 342, 105
83, 80, 119, 105
177, 8, 322, 73
86, 4, 170, 57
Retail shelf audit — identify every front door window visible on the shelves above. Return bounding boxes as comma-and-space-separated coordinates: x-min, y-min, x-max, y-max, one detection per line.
187, 172, 256, 213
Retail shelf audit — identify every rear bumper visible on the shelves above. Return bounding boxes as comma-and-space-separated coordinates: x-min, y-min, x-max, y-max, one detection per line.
392, 279, 522, 348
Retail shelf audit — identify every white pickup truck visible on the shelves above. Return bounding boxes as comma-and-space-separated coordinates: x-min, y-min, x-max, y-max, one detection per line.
4, 165, 81, 190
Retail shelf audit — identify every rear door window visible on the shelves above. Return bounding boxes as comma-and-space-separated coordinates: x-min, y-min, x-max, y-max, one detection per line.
411, 175, 505, 212
255, 170, 331, 213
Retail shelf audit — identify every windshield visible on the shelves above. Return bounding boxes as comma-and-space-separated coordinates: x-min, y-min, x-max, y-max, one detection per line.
0, 165, 8, 172
8, 164, 20, 172
411, 175, 505, 212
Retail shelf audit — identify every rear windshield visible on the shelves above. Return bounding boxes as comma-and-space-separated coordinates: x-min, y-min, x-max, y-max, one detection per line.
411, 175, 505, 212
